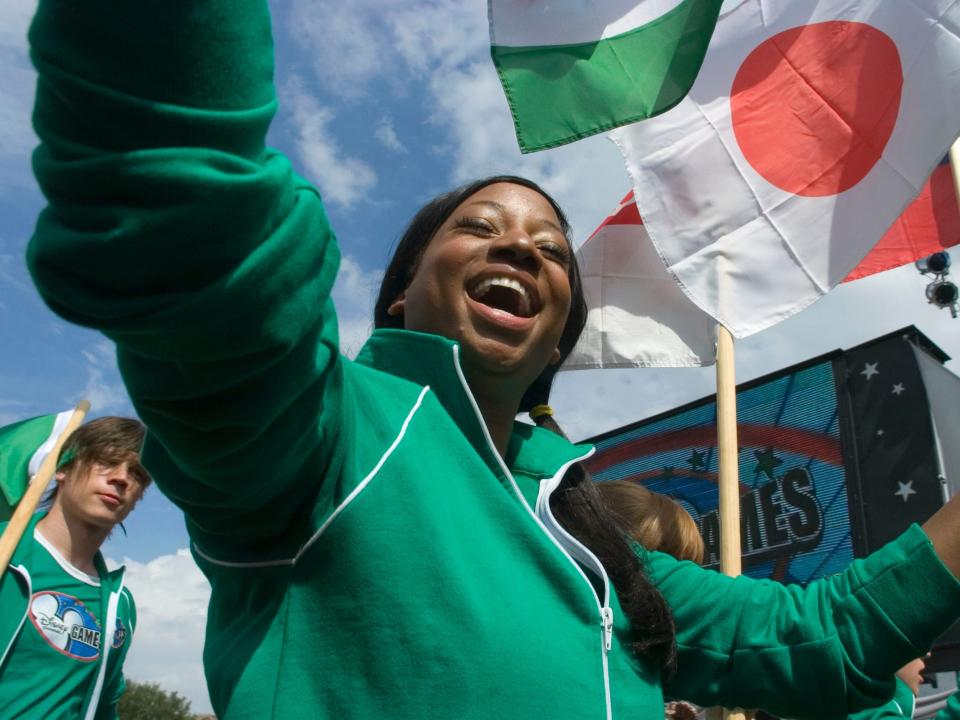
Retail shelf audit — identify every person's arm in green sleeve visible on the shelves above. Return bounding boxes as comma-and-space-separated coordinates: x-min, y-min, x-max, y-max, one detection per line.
847, 679, 914, 720
935, 690, 960, 720
650, 525, 960, 720
27, 1, 342, 552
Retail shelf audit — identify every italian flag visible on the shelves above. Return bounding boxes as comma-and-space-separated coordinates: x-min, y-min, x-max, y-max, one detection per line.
0, 411, 72, 520
488, 0, 722, 153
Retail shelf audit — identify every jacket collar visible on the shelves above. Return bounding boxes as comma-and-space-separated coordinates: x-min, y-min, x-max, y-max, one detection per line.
8, 512, 125, 590
356, 329, 593, 478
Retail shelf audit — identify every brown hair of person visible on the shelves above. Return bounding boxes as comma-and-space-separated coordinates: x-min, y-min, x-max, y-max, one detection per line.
57, 416, 150, 488
595, 480, 704, 564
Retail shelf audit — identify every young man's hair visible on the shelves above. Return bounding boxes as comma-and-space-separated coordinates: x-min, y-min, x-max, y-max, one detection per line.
57, 416, 150, 488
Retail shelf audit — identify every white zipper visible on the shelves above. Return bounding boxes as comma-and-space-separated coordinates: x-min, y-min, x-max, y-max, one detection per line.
84, 575, 123, 720
601, 606, 614, 652
450, 345, 614, 720
536, 472, 614, 720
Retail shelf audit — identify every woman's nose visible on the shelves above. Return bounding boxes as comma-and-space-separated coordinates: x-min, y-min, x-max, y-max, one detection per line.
489, 229, 540, 271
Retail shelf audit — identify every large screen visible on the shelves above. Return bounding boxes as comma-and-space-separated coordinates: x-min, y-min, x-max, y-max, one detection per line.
586, 359, 854, 584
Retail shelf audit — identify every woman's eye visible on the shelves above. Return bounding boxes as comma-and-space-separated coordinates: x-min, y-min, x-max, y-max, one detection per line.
538, 242, 570, 264
455, 217, 496, 234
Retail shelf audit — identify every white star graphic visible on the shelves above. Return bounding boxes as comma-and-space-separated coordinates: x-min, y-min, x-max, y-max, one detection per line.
876, 429, 884, 436
892, 383, 905, 396
861, 362, 879, 380
895, 481, 917, 502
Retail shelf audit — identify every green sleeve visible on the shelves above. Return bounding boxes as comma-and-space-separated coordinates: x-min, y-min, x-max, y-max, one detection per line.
653, 525, 960, 719
846, 679, 914, 720
27, 1, 342, 551
936, 690, 960, 720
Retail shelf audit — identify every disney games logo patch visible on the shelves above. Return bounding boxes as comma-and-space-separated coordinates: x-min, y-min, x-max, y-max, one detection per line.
29, 591, 101, 660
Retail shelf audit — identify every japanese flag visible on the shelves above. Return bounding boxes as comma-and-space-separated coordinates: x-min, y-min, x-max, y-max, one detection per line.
612, 0, 960, 338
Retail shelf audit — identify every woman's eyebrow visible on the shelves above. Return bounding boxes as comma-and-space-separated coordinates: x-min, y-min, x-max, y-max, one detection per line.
462, 199, 565, 236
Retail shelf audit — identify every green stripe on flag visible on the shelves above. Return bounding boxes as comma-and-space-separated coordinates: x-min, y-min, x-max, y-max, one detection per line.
491, 0, 721, 153
0, 411, 71, 518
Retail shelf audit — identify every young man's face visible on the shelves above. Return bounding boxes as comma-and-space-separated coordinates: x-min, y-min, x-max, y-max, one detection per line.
55, 458, 147, 529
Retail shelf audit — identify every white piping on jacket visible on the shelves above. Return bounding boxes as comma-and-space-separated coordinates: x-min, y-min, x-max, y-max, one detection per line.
0, 564, 32, 670
194, 385, 432, 569
450, 345, 614, 720
83, 576, 123, 720
535, 455, 615, 720
122, 588, 136, 634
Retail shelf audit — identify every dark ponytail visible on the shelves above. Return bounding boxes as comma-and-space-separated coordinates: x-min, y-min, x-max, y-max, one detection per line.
531, 409, 676, 671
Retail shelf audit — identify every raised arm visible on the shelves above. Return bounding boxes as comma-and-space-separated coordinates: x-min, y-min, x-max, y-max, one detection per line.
28, 1, 343, 552
652, 524, 960, 719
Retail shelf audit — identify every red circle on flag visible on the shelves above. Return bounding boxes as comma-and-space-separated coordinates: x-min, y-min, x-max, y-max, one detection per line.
731, 21, 902, 197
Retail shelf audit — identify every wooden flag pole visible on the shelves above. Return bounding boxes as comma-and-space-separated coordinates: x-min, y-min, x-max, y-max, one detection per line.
0, 400, 90, 570
716, 327, 751, 720
716, 326, 742, 579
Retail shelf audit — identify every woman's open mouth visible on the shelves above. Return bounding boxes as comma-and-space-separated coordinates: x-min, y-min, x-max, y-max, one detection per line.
467, 275, 539, 319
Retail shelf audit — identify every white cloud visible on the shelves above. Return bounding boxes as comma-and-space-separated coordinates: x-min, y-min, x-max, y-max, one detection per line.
113, 549, 213, 714
332, 254, 381, 358
77, 342, 133, 415
0, 397, 32, 425
0, 0, 33, 52
284, 0, 489, 106
287, 1, 405, 100
0, 0, 39, 188
0, 251, 32, 293
422, 58, 628, 243
374, 116, 407, 154
281, 0, 626, 240
386, 1, 486, 76
283, 79, 377, 209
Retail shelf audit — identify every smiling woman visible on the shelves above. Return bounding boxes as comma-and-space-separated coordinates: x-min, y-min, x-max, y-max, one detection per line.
375, 177, 583, 428
373, 175, 676, 669
23, 2, 960, 720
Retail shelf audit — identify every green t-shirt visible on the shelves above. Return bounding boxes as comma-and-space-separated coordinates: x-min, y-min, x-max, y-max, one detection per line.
0, 530, 114, 719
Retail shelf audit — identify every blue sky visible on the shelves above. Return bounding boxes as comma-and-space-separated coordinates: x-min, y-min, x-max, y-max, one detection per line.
2, 0, 959, 712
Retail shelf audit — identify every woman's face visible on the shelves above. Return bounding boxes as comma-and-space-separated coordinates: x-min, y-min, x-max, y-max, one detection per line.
388, 182, 573, 400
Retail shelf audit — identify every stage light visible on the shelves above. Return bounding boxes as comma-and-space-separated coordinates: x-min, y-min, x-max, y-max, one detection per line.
917, 251, 957, 318
926, 280, 959, 316
916, 252, 952, 275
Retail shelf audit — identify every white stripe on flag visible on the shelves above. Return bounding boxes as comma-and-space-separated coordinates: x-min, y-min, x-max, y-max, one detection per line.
28, 410, 72, 478
489, 0, 686, 47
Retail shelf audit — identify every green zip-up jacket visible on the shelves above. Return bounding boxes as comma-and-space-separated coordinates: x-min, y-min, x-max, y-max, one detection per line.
848, 680, 960, 720
848, 678, 915, 719
0, 515, 136, 720
26, 2, 960, 719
